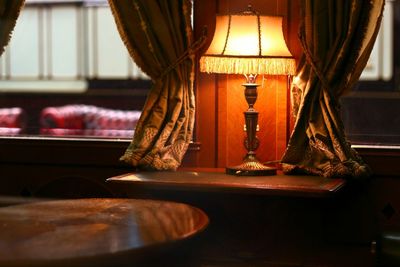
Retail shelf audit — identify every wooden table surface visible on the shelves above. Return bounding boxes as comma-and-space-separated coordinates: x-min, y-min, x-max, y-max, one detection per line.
107, 171, 346, 198
0, 198, 209, 267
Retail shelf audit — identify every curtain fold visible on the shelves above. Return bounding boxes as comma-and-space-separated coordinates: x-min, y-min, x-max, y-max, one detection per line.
281, 0, 385, 178
0, 0, 25, 56
108, 0, 198, 170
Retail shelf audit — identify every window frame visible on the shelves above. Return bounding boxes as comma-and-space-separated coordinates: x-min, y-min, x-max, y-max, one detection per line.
0, 0, 398, 176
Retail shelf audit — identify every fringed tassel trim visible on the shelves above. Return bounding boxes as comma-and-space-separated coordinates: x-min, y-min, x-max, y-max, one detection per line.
200, 56, 296, 75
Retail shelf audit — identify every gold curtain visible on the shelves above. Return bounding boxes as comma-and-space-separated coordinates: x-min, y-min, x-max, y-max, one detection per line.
108, 0, 200, 170
0, 0, 25, 56
281, 0, 385, 178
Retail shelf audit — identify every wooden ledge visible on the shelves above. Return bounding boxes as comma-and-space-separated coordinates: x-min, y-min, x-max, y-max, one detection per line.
107, 170, 346, 198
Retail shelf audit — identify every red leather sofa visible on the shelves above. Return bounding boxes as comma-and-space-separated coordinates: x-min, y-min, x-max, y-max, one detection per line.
0, 107, 26, 136
40, 105, 141, 138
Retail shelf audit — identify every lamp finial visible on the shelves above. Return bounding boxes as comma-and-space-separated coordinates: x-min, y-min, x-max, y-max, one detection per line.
244, 4, 257, 15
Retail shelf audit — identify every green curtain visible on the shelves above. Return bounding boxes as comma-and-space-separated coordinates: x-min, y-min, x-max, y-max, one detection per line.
108, 0, 202, 170
0, 0, 25, 56
281, 0, 385, 178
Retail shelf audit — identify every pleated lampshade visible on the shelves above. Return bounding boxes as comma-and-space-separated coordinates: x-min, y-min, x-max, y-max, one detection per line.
200, 8, 296, 76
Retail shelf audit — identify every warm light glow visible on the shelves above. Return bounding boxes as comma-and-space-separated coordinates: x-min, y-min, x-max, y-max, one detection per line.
200, 10, 296, 75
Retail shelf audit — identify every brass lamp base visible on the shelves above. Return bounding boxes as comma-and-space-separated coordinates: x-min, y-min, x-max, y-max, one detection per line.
225, 76, 277, 177
226, 154, 277, 176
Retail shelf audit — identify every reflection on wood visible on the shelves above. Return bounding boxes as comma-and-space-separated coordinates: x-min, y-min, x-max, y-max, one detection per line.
0, 198, 208, 267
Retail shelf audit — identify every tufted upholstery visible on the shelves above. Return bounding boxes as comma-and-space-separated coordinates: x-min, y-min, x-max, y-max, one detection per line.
0, 107, 26, 135
40, 105, 141, 138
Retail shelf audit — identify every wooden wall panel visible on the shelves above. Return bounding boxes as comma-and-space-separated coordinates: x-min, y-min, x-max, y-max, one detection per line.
194, 0, 218, 167
224, 74, 247, 167
216, 75, 228, 167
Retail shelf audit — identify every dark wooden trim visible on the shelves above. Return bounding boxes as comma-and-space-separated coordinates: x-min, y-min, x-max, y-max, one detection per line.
1, 135, 392, 179
341, 91, 400, 146
353, 145, 400, 177
342, 91, 400, 99
25, 0, 107, 6
0, 136, 129, 167
0, 137, 201, 168
356, 81, 396, 92
87, 79, 152, 90
26, 0, 86, 6
194, 0, 218, 168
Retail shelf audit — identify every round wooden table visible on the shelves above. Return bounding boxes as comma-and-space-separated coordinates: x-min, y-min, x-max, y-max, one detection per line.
0, 198, 209, 267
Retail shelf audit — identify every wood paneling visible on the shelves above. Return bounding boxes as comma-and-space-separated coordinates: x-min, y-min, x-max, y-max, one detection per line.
194, 0, 218, 167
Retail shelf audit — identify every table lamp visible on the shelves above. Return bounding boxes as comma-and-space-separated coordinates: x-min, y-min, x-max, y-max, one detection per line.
200, 5, 296, 176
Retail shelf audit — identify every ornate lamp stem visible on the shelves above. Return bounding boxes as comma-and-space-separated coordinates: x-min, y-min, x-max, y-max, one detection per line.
226, 76, 276, 176
244, 83, 259, 154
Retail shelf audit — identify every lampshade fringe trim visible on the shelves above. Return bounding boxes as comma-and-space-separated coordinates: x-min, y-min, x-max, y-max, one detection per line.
200, 56, 296, 75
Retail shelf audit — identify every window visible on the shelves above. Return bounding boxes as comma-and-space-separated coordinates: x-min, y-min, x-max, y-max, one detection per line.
0, 0, 150, 138
341, 0, 400, 146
